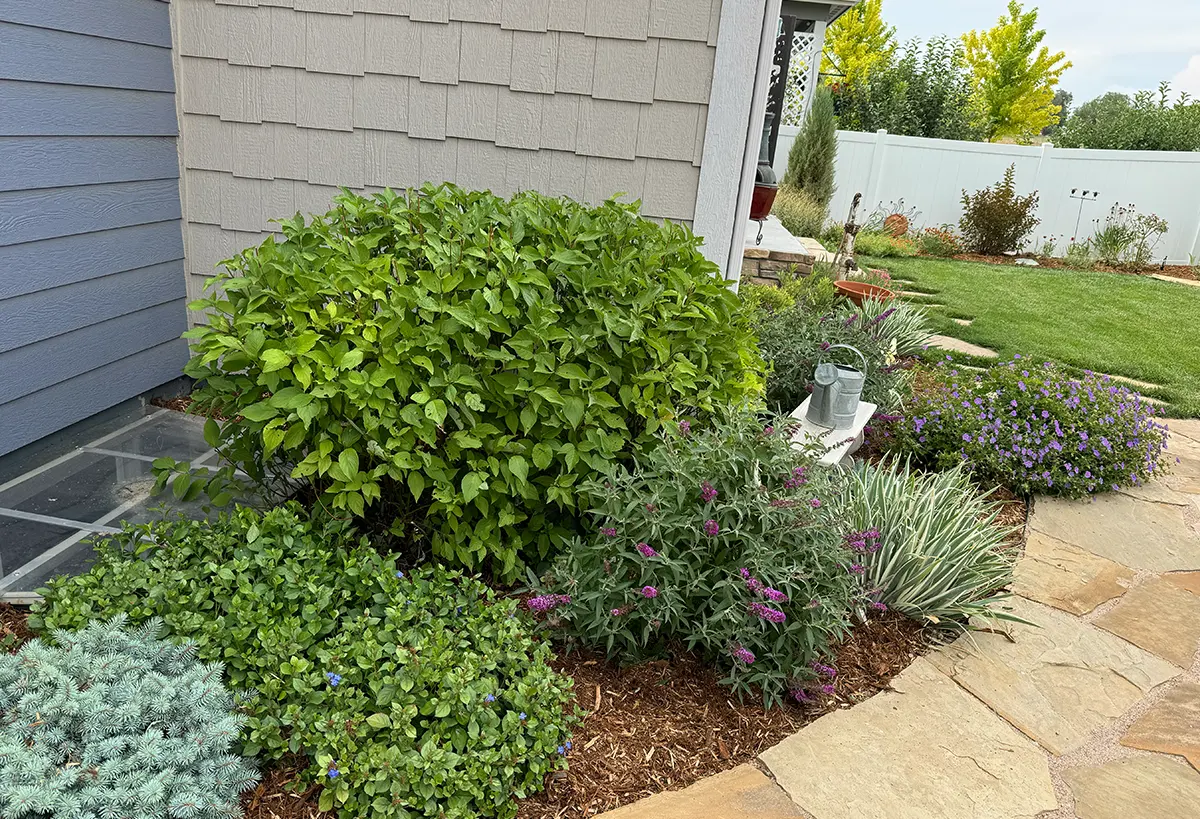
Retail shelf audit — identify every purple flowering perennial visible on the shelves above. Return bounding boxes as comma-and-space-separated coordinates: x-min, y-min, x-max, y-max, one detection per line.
748, 602, 787, 623
636, 542, 659, 557
703, 519, 720, 536
700, 480, 718, 502
731, 645, 756, 664
526, 593, 572, 612
641, 585, 659, 599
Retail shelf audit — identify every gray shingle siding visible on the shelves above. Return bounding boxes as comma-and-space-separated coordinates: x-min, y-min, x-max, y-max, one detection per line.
0, 0, 188, 457
173, 0, 720, 321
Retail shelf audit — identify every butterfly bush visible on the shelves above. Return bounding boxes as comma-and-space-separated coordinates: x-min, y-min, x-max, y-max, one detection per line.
532, 408, 864, 707
894, 357, 1169, 497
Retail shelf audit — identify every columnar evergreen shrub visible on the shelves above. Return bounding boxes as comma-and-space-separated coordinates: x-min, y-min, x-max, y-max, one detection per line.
893, 358, 1170, 496
839, 461, 1018, 626
0, 616, 258, 819
533, 410, 864, 706
176, 185, 762, 578
783, 86, 838, 210
30, 506, 575, 819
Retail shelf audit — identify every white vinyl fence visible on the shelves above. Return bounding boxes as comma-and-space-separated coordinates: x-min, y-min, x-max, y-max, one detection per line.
774, 127, 1200, 263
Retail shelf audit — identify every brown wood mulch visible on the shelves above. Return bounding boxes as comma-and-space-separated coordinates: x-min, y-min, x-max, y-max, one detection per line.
943, 252, 1199, 282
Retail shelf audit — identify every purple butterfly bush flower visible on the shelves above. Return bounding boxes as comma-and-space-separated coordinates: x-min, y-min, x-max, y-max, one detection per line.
730, 645, 756, 664
527, 593, 572, 612
703, 519, 720, 536
600, 526, 617, 537
678, 420, 691, 435
636, 542, 658, 557
700, 480, 718, 503
748, 602, 786, 623
641, 585, 659, 599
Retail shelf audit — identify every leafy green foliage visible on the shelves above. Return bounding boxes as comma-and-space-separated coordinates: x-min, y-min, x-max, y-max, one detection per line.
854, 230, 917, 257
962, 1, 1071, 141
892, 358, 1171, 497
739, 264, 838, 316
834, 36, 987, 141
1089, 203, 1169, 268
771, 186, 827, 241
839, 298, 934, 357
30, 506, 575, 819
1057, 83, 1200, 151
916, 226, 964, 257
839, 461, 1018, 627
178, 185, 762, 578
959, 165, 1039, 254
534, 411, 862, 706
783, 87, 838, 210
1063, 239, 1096, 270
752, 298, 918, 415
0, 616, 258, 819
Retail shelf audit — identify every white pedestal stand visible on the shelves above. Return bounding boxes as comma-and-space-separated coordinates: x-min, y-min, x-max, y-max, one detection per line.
789, 397, 877, 467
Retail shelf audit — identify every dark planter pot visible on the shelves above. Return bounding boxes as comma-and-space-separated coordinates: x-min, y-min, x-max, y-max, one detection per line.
750, 183, 778, 221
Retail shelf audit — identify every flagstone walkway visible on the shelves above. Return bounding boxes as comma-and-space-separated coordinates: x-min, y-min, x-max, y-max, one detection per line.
600, 421, 1200, 819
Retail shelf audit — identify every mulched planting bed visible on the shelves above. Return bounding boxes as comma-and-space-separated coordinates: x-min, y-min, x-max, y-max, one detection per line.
0, 603, 929, 819
940, 252, 1199, 282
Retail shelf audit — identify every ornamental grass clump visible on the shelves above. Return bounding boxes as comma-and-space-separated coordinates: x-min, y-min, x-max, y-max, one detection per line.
895, 358, 1170, 496
175, 184, 763, 578
839, 461, 1019, 627
533, 409, 864, 707
0, 616, 258, 819
31, 506, 575, 819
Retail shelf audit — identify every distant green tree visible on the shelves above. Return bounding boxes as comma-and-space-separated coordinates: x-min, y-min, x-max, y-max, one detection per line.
1042, 89, 1073, 136
835, 37, 988, 141
1056, 83, 1200, 151
783, 85, 838, 210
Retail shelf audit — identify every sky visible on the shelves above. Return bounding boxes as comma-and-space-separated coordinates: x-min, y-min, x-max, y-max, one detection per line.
884, 1, 1200, 104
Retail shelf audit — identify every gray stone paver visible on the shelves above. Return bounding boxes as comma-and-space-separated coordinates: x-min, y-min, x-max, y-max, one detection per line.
928, 333, 999, 358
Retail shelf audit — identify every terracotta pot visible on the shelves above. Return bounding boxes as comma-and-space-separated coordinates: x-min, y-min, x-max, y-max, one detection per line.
749, 183, 778, 221
835, 281, 895, 307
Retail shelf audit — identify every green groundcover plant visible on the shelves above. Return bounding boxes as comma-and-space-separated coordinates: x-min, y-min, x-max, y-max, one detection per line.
892, 357, 1170, 496
531, 409, 864, 707
838, 460, 1019, 627
30, 506, 575, 819
175, 184, 763, 578
0, 616, 258, 819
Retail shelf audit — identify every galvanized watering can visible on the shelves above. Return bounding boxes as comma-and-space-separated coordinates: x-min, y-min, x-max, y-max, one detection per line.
806, 344, 868, 430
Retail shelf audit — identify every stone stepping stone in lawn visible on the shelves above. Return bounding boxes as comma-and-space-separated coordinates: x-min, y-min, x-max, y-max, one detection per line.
951, 317, 973, 326
927, 597, 1179, 756
928, 334, 998, 358
595, 764, 804, 819
1029, 493, 1200, 573
1063, 755, 1200, 819
759, 657, 1056, 819
1012, 530, 1134, 615
1121, 681, 1200, 771
1150, 273, 1200, 288
1099, 373, 1162, 391
1093, 576, 1200, 668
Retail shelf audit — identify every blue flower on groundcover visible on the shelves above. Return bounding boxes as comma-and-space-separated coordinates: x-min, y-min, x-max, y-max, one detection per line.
485, 694, 496, 703
325, 672, 342, 686
328, 767, 340, 779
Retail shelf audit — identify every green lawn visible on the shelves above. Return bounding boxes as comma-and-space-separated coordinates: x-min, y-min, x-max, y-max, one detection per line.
868, 256, 1200, 417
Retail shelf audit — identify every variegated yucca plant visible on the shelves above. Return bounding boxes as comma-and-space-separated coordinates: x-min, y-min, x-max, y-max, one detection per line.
839, 459, 1022, 629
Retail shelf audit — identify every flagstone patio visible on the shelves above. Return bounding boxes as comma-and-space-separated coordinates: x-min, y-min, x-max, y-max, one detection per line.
600, 421, 1200, 819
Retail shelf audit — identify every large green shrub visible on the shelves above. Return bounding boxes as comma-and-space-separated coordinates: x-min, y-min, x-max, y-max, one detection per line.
1056, 83, 1200, 151
838, 461, 1018, 627
178, 185, 762, 577
892, 358, 1171, 497
533, 410, 862, 706
0, 616, 258, 819
30, 506, 575, 819
783, 86, 838, 210
772, 185, 827, 240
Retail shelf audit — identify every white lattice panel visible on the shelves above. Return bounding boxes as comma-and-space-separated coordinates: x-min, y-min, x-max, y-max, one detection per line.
783, 30, 820, 126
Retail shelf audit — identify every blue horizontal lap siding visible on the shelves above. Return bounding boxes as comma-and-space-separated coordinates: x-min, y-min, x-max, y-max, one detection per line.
0, 0, 187, 457
0, 22, 174, 92
0, 222, 183, 300
0, 0, 171, 48
0, 81, 178, 137
0, 137, 179, 192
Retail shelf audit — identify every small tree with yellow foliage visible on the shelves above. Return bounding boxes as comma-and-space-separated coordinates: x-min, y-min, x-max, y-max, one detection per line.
962, 1, 1071, 142
821, 0, 896, 88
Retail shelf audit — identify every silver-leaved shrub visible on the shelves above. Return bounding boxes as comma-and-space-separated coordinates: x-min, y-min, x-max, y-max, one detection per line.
0, 616, 258, 819
173, 184, 763, 579
532, 409, 864, 707
895, 357, 1170, 496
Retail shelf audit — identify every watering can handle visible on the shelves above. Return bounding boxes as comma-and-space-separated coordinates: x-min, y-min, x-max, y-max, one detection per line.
819, 343, 869, 374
